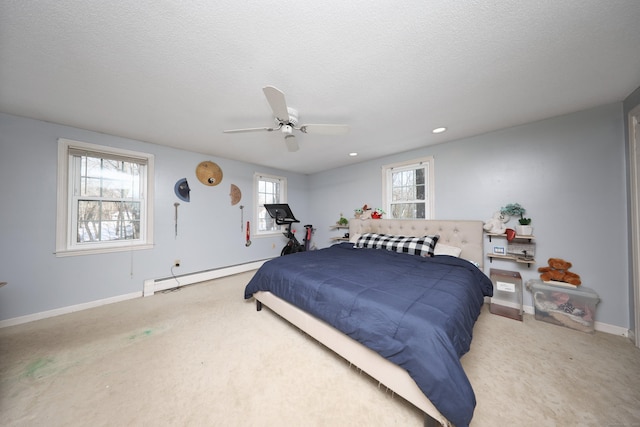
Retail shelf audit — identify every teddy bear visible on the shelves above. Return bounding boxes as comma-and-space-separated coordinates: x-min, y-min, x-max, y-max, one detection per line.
538, 258, 582, 286
483, 211, 510, 234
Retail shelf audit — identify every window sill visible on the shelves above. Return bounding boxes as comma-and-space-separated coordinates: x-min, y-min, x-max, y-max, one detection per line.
254, 232, 284, 239
55, 243, 154, 257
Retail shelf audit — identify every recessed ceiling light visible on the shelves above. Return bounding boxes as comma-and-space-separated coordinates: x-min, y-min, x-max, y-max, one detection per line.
349, 152, 358, 157
432, 127, 447, 134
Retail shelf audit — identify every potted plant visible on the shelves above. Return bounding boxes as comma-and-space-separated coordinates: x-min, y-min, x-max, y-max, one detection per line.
500, 203, 533, 236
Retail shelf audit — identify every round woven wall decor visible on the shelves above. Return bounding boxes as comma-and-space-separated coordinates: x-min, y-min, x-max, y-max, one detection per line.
196, 161, 223, 186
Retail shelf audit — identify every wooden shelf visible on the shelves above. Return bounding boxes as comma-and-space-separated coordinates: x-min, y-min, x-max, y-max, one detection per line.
486, 232, 535, 242
485, 232, 536, 267
330, 224, 350, 242
487, 253, 535, 266
330, 225, 349, 230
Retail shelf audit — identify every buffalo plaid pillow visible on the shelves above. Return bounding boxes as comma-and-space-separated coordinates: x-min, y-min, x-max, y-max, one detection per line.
355, 233, 440, 257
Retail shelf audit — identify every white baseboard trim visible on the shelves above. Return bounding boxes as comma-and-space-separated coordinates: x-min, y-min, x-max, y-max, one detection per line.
0, 291, 142, 328
1, 259, 270, 329
3, 264, 630, 340
488, 297, 630, 337
592, 321, 630, 337
142, 259, 269, 297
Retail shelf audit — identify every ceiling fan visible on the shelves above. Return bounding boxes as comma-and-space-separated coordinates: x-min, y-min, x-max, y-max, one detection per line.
223, 86, 349, 152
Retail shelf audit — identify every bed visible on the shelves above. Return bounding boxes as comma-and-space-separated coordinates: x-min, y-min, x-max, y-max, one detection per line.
244, 219, 492, 427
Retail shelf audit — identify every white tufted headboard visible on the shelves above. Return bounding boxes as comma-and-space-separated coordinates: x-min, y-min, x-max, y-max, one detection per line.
349, 219, 485, 269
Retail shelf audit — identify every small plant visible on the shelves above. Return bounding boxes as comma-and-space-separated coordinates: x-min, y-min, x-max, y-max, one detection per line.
501, 203, 531, 225
337, 213, 349, 226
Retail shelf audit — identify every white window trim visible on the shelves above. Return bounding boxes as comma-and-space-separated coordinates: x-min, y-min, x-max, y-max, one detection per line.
55, 138, 154, 257
253, 172, 287, 237
381, 156, 435, 219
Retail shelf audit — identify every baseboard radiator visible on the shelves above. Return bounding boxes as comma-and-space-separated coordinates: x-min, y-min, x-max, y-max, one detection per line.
143, 259, 269, 297
0, 259, 270, 328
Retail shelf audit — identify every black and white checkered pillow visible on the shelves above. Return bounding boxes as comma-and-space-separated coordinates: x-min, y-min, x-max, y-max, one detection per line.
355, 233, 440, 257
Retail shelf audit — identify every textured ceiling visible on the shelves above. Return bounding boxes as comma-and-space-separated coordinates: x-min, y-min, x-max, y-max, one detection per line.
1, 1, 639, 174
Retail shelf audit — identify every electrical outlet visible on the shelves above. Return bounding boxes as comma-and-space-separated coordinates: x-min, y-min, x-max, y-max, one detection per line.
173, 259, 180, 267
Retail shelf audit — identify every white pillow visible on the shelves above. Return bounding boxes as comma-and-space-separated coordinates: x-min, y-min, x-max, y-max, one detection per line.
434, 243, 462, 257
349, 233, 361, 244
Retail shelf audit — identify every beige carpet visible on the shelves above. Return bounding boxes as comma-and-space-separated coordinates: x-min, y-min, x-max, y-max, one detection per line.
1, 271, 639, 427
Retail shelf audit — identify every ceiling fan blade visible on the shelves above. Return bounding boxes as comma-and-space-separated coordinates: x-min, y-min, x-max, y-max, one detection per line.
262, 86, 290, 121
299, 124, 350, 135
284, 135, 299, 152
223, 126, 276, 133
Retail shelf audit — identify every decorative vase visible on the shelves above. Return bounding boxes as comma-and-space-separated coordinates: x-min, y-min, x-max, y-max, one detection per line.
515, 225, 533, 236
506, 228, 516, 241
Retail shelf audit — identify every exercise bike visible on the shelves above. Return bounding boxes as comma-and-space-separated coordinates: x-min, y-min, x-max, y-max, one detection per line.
264, 204, 312, 256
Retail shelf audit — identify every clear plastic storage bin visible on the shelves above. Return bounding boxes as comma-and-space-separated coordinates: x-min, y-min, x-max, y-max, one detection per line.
526, 279, 600, 333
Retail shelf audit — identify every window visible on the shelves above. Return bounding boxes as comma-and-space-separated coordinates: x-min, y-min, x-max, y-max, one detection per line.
56, 138, 154, 256
254, 173, 287, 236
382, 156, 434, 219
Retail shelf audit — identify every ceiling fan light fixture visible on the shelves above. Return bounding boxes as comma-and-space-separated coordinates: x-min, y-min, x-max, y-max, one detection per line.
284, 134, 299, 152
224, 86, 349, 152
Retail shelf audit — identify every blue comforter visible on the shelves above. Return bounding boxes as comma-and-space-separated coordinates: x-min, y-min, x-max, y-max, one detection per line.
244, 243, 493, 427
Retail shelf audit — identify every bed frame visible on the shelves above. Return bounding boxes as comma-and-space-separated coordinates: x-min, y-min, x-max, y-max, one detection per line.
252, 219, 485, 427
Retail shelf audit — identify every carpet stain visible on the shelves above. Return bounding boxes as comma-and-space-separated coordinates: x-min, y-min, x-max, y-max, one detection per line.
23, 358, 55, 379
128, 329, 153, 340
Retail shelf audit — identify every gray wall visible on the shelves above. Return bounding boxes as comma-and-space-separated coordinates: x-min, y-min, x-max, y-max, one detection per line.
0, 113, 311, 321
0, 102, 632, 330
309, 103, 629, 329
